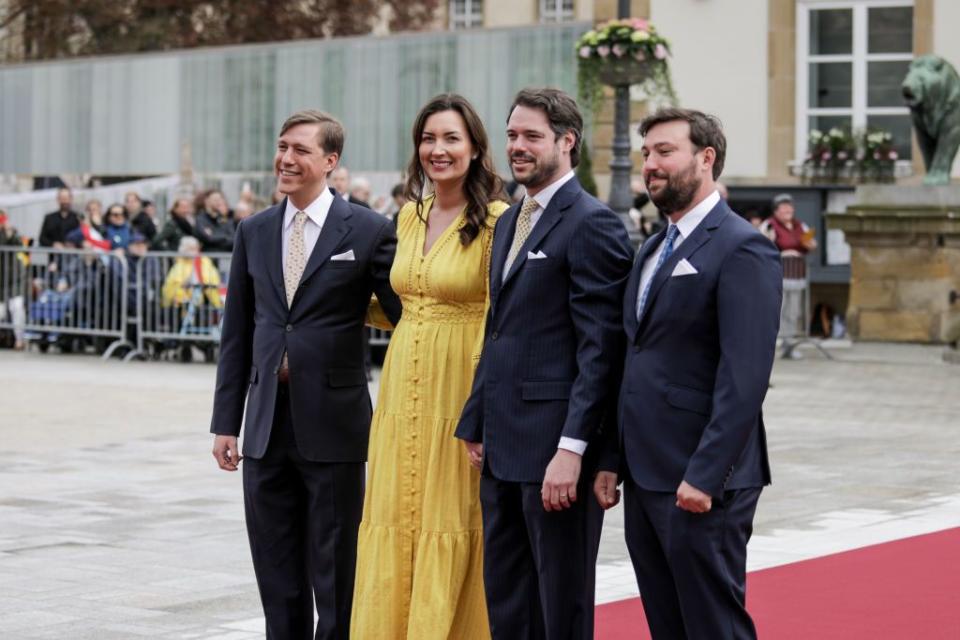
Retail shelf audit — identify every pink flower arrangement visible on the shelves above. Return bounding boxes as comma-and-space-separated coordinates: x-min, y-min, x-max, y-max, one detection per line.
612, 44, 627, 58
597, 45, 610, 58
654, 44, 668, 60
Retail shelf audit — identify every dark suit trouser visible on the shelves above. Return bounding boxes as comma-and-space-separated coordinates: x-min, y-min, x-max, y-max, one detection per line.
242, 385, 364, 640
623, 477, 761, 640
480, 472, 603, 640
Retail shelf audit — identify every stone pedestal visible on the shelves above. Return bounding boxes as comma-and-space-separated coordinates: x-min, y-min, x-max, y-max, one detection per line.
825, 185, 960, 343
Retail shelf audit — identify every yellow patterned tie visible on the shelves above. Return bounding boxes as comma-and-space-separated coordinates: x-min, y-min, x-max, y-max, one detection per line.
280, 211, 308, 375
284, 211, 308, 306
504, 198, 539, 275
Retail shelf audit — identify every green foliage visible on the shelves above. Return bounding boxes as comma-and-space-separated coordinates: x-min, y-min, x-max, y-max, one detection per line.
802, 127, 898, 183
575, 18, 677, 119
0, 0, 440, 61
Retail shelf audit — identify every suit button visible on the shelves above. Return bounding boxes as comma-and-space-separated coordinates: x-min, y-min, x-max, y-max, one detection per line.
491, 332, 499, 340
285, 324, 293, 332
273, 367, 279, 375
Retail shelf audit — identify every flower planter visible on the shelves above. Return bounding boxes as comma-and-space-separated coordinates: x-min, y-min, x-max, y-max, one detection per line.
596, 59, 657, 87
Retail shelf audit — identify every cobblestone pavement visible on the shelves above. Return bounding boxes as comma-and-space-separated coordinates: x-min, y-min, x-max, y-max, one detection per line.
1, 343, 958, 638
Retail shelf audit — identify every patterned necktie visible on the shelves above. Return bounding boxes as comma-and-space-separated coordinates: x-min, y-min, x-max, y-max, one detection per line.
637, 224, 680, 318
280, 211, 308, 376
284, 211, 308, 306
503, 198, 539, 276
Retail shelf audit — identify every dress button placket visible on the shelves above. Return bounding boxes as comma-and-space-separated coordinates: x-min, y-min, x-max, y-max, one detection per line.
408, 262, 425, 525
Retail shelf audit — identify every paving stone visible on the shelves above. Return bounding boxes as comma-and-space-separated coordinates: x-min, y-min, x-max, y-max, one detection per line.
1, 342, 957, 632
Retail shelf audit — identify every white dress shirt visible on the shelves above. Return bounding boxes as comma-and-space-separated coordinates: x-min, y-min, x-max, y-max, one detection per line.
522, 169, 576, 232
282, 187, 335, 274
508, 170, 586, 456
636, 189, 720, 319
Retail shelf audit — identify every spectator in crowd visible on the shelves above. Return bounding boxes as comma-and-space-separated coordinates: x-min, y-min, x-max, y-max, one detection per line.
239, 181, 258, 209
39, 188, 81, 248
349, 177, 372, 208
103, 204, 133, 250
233, 200, 254, 222
196, 190, 235, 252
84, 199, 105, 232
119, 232, 163, 341
153, 197, 197, 252
330, 166, 350, 199
760, 193, 817, 351
716, 181, 729, 200
376, 182, 406, 220
126, 192, 158, 241
142, 200, 159, 234
0, 210, 27, 350
161, 236, 223, 309
331, 166, 371, 207
60, 227, 123, 333
761, 193, 817, 255
504, 179, 525, 203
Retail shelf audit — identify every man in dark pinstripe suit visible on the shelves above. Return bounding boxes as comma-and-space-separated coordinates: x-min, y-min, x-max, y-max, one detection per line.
455, 88, 633, 640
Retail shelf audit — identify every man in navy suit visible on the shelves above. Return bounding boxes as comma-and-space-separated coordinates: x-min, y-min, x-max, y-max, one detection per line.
455, 88, 633, 640
210, 110, 401, 640
594, 108, 782, 639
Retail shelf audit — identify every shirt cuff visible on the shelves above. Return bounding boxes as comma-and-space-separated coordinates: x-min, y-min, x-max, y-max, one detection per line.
558, 437, 587, 456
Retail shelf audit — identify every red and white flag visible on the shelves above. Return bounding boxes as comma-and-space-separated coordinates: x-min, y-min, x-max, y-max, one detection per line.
81, 223, 112, 251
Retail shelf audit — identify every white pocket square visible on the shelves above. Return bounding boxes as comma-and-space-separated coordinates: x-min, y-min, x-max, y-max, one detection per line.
330, 249, 355, 261
671, 259, 698, 277
527, 250, 548, 259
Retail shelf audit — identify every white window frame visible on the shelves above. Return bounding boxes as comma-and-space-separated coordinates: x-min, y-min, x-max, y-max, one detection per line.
795, 0, 914, 161
449, 0, 484, 30
540, 0, 576, 23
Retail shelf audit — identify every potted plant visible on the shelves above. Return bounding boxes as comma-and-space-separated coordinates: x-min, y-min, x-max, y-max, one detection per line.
575, 18, 677, 116
803, 127, 857, 183
857, 128, 898, 183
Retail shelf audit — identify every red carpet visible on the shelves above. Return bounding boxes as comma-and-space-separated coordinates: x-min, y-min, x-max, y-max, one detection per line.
596, 527, 960, 639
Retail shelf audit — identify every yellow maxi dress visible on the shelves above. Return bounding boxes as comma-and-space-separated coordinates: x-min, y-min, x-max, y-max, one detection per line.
351, 196, 507, 639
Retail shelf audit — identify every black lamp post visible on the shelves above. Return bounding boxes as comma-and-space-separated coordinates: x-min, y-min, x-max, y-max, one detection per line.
608, 0, 634, 219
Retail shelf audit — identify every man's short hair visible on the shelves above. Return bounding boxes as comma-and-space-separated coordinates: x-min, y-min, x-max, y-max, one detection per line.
350, 177, 370, 191
508, 88, 584, 168
638, 108, 727, 180
279, 110, 345, 156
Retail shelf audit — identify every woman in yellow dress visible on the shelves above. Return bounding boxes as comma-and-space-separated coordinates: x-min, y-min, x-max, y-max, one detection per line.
351, 94, 507, 638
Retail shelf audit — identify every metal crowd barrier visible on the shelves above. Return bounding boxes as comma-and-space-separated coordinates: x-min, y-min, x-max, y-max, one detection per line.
0, 245, 131, 357
127, 251, 231, 362
780, 253, 831, 360
1, 246, 396, 362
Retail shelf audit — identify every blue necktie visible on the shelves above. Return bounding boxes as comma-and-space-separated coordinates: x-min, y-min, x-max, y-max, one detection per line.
637, 224, 680, 318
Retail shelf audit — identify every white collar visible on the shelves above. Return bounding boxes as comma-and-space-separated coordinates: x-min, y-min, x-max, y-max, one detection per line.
672, 189, 720, 239
527, 170, 576, 212
284, 187, 334, 229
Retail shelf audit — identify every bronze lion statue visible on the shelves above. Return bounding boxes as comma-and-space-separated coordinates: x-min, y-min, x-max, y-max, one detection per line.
902, 55, 960, 185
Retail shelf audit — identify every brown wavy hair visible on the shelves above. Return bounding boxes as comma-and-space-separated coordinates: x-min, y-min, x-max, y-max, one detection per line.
404, 94, 505, 246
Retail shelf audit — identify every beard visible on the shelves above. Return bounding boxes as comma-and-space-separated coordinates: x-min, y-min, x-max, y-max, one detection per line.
511, 147, 562, 190
645, 159, 702, 215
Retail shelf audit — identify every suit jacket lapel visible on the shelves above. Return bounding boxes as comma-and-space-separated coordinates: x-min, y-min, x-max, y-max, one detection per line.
264, 201, 288, 309
287, 193, 352, 311
489, 200, 519, 312
501, 177, 581, 288
624, 231, 662, 337
636, 202, 729, 331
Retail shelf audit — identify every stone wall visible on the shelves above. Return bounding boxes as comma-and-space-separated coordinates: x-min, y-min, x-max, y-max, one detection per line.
827, 187, 960, 343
